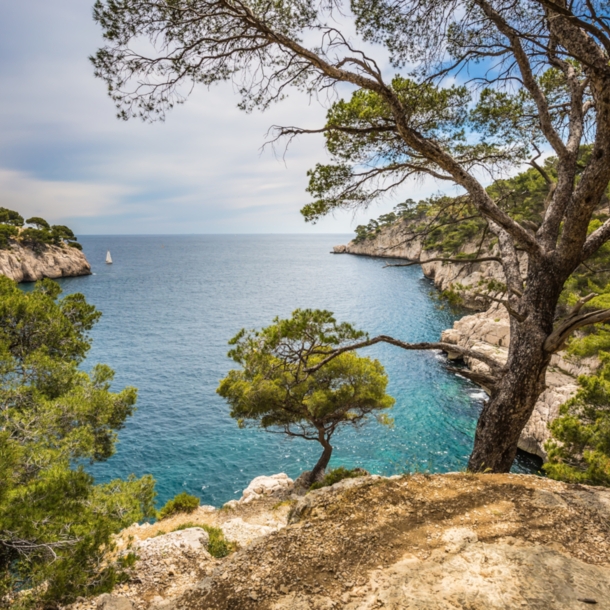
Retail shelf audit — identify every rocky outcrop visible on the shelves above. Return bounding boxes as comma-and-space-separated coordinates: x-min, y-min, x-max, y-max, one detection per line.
223, 473, 295, 508
0, 240, 91, 282
333, 221, 511, 310
80, 472, 610, 610
335, 225, 599, 459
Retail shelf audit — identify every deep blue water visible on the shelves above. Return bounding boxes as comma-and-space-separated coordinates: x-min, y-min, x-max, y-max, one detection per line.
48, 235, 532, 507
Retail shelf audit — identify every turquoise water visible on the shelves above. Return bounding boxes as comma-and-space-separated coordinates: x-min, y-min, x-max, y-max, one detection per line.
50, 235, 533, 506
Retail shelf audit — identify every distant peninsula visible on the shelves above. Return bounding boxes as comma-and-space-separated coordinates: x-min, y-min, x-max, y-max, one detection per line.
0, 207, 91, 282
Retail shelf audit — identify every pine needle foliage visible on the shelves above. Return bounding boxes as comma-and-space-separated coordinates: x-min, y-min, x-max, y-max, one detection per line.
0, 277, 156, 608
217, 309, 394, 483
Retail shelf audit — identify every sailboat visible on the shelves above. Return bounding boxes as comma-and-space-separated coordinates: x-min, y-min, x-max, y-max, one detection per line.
106, 251, 113, 264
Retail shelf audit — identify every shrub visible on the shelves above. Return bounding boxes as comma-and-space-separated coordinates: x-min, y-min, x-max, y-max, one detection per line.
0, 224, 18, 249
544, 352, 610, 486
309, 466, 368, 490
158, 492, 200, 519
0, 207, 24, 226
200, 525, 235, 558
0, 277, 156, 607
26, 216, 50, 229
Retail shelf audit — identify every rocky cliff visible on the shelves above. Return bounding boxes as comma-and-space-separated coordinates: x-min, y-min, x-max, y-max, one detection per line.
73, 471, 610, 610
0, 240, 91, 282
333, 223, 598, 459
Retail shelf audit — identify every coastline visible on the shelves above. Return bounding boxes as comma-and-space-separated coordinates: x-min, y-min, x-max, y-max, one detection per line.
0, 240, 91, 282
333, 229, 599, 460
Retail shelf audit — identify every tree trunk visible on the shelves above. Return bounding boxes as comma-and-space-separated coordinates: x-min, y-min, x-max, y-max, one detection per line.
310, 432, 333, 484
468, 260, 563, 472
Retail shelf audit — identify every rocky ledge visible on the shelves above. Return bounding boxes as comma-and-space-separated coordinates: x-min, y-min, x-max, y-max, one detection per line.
334, 228, 599, 459
0, 240, 91, 282
73, 471, 610, 610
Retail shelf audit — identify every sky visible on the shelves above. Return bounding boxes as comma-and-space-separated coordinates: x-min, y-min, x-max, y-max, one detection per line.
0, 0, 457, 235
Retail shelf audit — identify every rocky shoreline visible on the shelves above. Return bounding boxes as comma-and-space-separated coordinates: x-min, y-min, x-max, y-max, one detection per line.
72, 471, 610, 610
0, 240, 91, 282
333, 226, 598, 460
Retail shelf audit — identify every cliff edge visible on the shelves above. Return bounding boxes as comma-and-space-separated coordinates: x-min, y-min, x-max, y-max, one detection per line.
73, 472, 610, 610
0, 240, 91, 282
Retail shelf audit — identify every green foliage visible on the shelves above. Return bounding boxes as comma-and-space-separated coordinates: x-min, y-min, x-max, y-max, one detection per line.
544, 353, 610, 486
0, 207, 82, 251
302, 77, 472, 223
200, 525, 235, 558
25, 217, 50, 230
158, 492, 200, 520
0, 208, 23, 227
0, 225, 18, 249
0, 277, 156, 607
20, 224, 81, 251
300, 66, 584, 224
309, 467, 367, 490
217, 309, 394, 476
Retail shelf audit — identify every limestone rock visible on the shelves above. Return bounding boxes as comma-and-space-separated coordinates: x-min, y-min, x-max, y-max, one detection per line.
169, 473, 610, 610
96, 594, 134, 610
220, 517, 279, 546
288, 475, 382, 523
0, 241, 91, 282
137, 527, 210, 555
349, 542, 610, 610
239, 473, 294, 503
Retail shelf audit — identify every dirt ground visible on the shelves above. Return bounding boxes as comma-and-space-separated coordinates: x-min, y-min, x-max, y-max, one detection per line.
71, 473, 610, 610
177, 473, 610, 609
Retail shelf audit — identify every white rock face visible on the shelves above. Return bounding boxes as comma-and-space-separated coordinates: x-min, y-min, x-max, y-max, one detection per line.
220, 517, 279, 546
136, 527, 210, 555
239, 473, 294, 504
0, 240, 91, 282
334, 221, 513, 309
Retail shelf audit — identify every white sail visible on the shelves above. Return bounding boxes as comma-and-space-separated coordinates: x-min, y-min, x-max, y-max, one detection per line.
106, 251, 112, 264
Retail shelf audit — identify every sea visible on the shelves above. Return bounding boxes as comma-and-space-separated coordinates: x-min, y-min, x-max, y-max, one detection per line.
47, 234, 539, 507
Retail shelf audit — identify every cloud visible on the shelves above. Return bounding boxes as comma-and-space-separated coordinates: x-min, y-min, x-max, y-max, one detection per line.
0, 0, 442, 234
0, 168, 130, 222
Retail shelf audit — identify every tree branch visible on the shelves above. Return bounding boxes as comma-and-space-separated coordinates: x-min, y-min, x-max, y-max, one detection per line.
544, 307, 610, 352
383, 256, 501, 268
306, 335, 504, 374
581, 216, 610, 261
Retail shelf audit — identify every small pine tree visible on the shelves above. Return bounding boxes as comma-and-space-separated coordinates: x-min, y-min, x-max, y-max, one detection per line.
217, 309, 394, 485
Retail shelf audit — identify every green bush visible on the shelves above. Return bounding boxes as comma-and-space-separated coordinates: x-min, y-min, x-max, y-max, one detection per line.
26, 216, 50, 230
0, 224, 18, 249
200, 524, 235, 558
0, 207, 82, 251
0, 207, 24, 227
544, 352, 610, 486
309, 466, 368, 490
158, 492, 200, 519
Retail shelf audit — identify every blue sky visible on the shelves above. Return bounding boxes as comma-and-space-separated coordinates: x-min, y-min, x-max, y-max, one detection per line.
0, 0, 456, 235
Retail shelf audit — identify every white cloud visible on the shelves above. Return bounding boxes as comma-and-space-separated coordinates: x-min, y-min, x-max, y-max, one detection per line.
0, 168, 129, 222
0, 0, 443, 235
